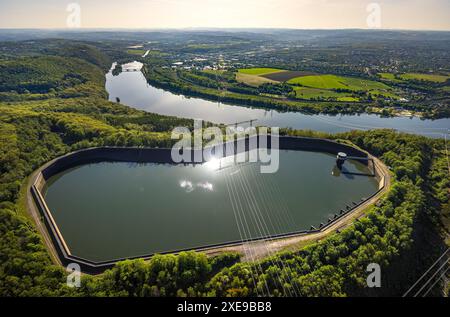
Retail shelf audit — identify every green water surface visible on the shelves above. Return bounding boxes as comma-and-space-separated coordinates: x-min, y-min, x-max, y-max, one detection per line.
44, 150, 378, 262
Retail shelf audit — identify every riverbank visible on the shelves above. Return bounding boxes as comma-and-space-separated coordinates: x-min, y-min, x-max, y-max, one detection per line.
106, 64, 450, 138
142, 64, 446, 120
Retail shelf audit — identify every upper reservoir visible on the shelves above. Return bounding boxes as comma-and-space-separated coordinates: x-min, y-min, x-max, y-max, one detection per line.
43, 150, 378, 262
105, 62, 449, 138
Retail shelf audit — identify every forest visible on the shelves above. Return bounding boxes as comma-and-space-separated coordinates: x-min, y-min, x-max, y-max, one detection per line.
0, 38, 449, 297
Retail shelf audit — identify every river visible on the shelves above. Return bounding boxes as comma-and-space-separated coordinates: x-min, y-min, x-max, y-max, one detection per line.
105, 62, 449, 138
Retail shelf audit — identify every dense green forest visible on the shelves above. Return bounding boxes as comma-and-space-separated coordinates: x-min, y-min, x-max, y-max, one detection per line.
0, 41, 448, 297
0, 55, 108, 101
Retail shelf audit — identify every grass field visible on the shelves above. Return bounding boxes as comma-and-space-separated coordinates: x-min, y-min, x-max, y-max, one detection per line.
236, 68, 400, 99
379, 73, 396, 80
262, 70, 317, 82
238, 68, 285, 76
369, 90, 401, 100
294, 87, 359, 101
143, 50, 169, 57
337, 96, 360, 102
126, 49, 147, 56
288, 74, 392, 91
236, 72, 277, 87
399, 73, 449, 83
203, 69, 224, 75
378, 73, 404, 83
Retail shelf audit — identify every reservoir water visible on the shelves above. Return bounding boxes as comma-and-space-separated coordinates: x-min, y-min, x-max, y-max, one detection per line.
44, 150, 378, 262
105, 62, 449, 138
46, 62, 445, 262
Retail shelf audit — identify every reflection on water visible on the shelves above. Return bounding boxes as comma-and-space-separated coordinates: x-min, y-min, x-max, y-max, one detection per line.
179, 180, 194, 193
332, 165, 341, 177
197, 181, 214, 191
106, 62, 450, 138
179, 180, 213, 193
120, 61, 142, 72
44, 150, 378, 262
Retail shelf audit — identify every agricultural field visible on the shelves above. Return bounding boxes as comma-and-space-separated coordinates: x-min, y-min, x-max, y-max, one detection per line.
237, 68, 316, 82
126, 49, 147, 56
288, 74, 392, 91
378, 73, 404, 83
236, 68, 287, 86
294, 87, 359, 101
235, 68, 400, 99
262, 70, 317, 82
288, 74, 400, 100
399, 73, 449, 83
236, 73, 277, 87
378, 73, 397, 80
236, 71, 279, 87
237, 68, 285, 76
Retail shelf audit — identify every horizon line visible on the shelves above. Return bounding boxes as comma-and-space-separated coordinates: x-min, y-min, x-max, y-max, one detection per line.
1, 27, 450, 32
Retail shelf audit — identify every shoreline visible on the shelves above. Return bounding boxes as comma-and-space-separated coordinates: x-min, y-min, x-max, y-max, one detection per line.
136, 63, 442, 120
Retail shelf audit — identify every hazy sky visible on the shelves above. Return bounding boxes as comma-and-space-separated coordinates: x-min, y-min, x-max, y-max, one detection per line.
0, 0, 449, 30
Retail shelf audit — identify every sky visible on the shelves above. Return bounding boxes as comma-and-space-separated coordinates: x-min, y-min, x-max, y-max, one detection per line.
0, 0, 449, 30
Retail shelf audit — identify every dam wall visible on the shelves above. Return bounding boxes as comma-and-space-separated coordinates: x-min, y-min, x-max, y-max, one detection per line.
40, 136, 372, 181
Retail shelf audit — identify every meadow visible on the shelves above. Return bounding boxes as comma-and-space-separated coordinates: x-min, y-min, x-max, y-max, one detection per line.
126, 49, 147, 56
235, 68, 400, 100
378, 73, 403, 83
399, 73, 449, 83
379, 72, 449, 83
262, 70, 316, 82
237, 68, 284, 76
288, 74, 391, 91
235, 72, 277, 87
294, 87, 359, 102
